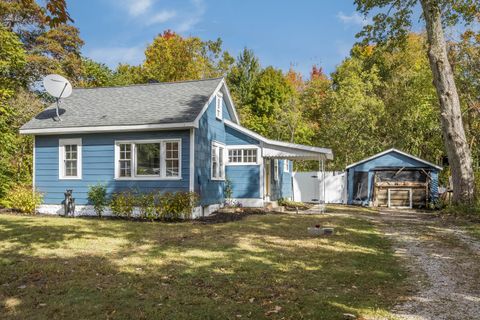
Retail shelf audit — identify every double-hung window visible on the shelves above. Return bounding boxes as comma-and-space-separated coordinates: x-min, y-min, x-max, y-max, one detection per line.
59, 138, 82, 179
215, 92, 223, 119
211, 141, 225, 180
115, 139, 181, 179
227, 148, 258, 164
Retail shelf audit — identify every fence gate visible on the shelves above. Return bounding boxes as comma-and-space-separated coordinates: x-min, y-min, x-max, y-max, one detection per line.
292, 171, 346, 204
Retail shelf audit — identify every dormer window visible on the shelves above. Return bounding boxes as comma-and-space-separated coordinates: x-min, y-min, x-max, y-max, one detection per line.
215, 92, 223, 120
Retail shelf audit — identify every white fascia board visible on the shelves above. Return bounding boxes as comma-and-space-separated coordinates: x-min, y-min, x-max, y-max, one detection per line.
224, 119, 333, 159
192, 78, 240, 127
19, 122, 197, 135
345, 148, 443, 170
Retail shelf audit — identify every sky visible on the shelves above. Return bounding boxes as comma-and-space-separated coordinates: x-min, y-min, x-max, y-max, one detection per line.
69, 0, 373, 77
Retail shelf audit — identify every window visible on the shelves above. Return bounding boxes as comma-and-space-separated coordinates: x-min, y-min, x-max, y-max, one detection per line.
164, 141, 179, 177
211, 141, 225, 180
115, 139, 181, 179
136, 143, 160, 176
215, 92, 223, 119
283, 160, 289, 172
227, 148, 258, 164
59, 138, 82, 179
273, 159, 279, 181
119, 143, 132, 177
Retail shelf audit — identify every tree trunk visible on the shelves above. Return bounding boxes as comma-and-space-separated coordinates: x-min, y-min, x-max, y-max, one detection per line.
420, 0, 475, 203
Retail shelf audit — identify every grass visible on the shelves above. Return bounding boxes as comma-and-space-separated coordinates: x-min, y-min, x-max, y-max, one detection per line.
0, 211, 406, 319
465, 223, 480, 240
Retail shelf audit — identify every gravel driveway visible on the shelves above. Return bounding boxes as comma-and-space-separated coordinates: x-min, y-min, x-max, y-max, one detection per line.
355, 209, 480, 320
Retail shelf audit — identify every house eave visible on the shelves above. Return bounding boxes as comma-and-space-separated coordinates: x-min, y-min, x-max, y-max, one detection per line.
19, 122, 198, 135
224, 119, 333, 160
345, 148, 443, 171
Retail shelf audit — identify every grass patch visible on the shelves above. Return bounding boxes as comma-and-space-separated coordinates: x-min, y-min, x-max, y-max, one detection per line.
0, 212, 406, 319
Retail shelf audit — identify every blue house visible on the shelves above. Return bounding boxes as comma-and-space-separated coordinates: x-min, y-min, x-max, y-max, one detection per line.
346, 148, 442, 208
20, 78, 332, 217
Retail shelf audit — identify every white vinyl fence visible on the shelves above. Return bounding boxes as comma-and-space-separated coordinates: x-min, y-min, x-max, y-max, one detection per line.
292, 171, 346, 204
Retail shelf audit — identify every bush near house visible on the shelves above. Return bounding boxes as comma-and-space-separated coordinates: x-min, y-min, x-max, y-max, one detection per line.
1, 184, 43, 214
110, 191, 135, 218
109, 191, 199, 221
87, 184, 108, 217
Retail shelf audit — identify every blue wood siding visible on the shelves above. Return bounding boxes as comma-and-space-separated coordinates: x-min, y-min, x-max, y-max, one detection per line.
225, 165, 260, 198
194, 98, 226, 206
35, 130, 190, 205
270, 159, 293, 201
221, 96, 232, 121
225, 126, 259, 145
346, 151, 440, 205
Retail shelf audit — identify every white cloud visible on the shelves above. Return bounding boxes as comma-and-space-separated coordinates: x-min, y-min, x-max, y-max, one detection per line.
175, 0, 205, 33
127, 0, 152, 17
337, 11, 371, 27
86, 46, 145, 68
147, 10, 177, 25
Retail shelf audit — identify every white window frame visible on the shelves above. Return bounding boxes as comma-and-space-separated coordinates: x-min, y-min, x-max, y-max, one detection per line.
215, 92, 223, 120
114, 139, 182, 180
226, 146, 260, 165
387, 188, 413, 209
273, 159, 279, 181
283, 160, 289, 172
211, 141, 226, 180
59, 138, 82, 180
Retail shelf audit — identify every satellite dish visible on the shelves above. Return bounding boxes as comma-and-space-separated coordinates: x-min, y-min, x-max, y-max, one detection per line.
43, 74, 72, 121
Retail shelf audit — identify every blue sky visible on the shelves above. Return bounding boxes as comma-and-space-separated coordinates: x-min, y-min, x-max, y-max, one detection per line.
70, 0, 372, 77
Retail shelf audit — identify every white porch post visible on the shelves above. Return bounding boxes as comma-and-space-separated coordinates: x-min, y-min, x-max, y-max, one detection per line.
318, 156, 326, 213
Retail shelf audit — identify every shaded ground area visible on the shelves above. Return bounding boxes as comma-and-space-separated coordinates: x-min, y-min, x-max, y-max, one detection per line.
0, 212, 406, 319
327, 206, 480, 320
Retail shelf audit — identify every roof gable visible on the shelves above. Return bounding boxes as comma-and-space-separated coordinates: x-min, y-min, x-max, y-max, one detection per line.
346, 148, 442, 170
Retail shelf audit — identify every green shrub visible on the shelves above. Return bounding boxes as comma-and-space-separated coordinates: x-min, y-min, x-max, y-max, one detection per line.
224, 179, 233, 199
110, 191, 135, 218
137, 192, 156, 220
2, 185, 43, 214
87, 184, 108, 217
156, 191, 199, 220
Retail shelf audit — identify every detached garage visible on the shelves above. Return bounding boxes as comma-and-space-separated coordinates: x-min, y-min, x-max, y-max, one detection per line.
346, 148, 442, 209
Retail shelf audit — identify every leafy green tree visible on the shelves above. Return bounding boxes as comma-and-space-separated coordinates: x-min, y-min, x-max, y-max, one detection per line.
143, 30, 233, 82
227, 48, 261, 109
0, 27, 28, 197
79, 58, 114, 87
355, 0, 478, 203
241, 66, 295, 137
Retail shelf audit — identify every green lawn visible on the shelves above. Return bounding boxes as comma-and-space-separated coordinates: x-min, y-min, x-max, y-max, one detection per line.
0, 212, 406, 319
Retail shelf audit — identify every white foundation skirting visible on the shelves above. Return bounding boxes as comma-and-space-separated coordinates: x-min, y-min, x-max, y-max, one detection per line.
230, 198, 264, 207
38, 199, 265, 219
38, 204, 210, 219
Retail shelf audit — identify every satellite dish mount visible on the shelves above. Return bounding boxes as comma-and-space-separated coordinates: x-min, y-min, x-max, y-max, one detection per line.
43, 74, 73, 121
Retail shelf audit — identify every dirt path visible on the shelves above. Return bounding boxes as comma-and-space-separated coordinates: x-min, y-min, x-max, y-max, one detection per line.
339, 209, 480, 320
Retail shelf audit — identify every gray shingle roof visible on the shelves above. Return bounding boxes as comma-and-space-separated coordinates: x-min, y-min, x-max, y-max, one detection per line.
21, 78, 223, 131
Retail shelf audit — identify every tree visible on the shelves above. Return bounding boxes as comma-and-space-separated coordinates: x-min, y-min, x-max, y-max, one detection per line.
0, 27, 27, 197
144, 30, 233, 82
241, 66, 295, 138
1, 0, 83, 84
355, 0, 478, 203
227, 48, 261, 109
450, 30, 480, 169
79, 58, 114, 87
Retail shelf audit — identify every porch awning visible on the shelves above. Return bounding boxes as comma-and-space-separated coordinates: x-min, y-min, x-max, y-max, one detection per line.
224, 120, 333, 161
